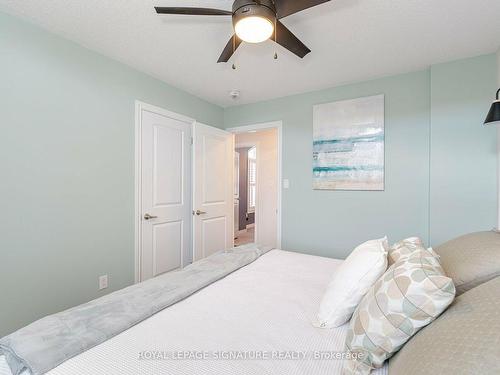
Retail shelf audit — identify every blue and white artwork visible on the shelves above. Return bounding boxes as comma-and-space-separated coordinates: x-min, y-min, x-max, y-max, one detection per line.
313, 95, 385, 190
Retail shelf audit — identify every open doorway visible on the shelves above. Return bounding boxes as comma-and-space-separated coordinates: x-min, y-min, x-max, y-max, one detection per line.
234, 146, 256, 246
230, 122, 281, 249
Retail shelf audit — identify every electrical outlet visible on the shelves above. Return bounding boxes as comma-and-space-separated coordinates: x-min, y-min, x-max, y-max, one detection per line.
283, 179, 290, 189
99, 275, 108, 290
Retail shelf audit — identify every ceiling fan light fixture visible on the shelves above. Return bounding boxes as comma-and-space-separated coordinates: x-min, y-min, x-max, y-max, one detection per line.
232, 1, 276, 44
235, 16, 274, 43
155, 0, 329, 63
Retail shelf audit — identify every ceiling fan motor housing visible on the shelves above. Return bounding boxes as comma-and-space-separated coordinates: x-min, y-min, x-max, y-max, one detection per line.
232, 0, 277, 28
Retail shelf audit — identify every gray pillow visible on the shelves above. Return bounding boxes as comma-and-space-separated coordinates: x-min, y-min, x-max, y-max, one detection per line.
434, 231, 500, 295
389, 276, 500, 375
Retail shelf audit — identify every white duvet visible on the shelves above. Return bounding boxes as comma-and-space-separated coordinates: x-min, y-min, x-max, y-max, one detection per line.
0, 250, 387, 375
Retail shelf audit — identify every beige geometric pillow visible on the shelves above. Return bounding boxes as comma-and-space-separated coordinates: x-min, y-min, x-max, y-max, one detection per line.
388, 237, 439, 265
343, 247, 456, 374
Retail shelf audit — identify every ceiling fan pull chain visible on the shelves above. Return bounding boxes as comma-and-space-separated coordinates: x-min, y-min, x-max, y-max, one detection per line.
275, 17, 277, 43
232, 35, 237, 69
274, 18, 278, 60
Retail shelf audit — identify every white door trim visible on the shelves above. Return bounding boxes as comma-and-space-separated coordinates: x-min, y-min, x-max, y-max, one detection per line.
235, 141, 261, 243
227, 121, 283, 249
134, 101, 195, 283
497, 49, 500, 231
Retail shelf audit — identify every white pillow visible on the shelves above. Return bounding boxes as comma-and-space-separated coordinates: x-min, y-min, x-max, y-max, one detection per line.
316, 237, 388, 328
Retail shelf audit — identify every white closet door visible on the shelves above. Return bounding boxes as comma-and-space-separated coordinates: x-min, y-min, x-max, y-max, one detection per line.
140, 109, 192, 281
193, 123, 234, 261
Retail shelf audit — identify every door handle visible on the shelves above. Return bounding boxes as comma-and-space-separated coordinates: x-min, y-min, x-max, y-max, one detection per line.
144, 213, 158, 220
194, 210, 207, 216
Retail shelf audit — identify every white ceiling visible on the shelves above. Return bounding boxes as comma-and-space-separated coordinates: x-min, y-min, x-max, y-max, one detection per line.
1, 0, 499, 107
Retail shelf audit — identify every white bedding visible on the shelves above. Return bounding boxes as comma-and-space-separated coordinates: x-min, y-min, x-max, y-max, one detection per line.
0, 250, 388, 375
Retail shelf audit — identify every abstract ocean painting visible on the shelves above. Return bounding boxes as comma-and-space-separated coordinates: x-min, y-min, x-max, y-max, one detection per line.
313, 95, 385, 190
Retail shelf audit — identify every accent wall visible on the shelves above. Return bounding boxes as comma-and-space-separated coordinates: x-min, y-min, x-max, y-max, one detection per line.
224, 54, 497, 258
1, 9, 497, 337
0, 11, 223, 337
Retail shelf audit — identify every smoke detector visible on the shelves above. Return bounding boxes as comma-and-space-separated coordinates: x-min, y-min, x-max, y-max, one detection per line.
229, 90, 241, 100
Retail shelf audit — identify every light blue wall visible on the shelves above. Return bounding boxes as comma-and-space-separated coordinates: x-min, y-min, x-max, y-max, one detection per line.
0, 11, 223, 336
225, 55, 498, 256
225, 71, 432, 258
1, 9, 497, 338
430, 55, 498, 244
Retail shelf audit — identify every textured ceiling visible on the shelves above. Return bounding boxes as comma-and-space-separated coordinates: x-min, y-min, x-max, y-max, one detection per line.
1, 0, 499, 107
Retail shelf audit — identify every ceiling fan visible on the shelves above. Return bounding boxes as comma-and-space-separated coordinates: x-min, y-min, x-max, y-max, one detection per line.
155, 0, 331, 63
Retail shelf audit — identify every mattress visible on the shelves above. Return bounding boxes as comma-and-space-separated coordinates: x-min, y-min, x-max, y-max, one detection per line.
0, 250, 388, 375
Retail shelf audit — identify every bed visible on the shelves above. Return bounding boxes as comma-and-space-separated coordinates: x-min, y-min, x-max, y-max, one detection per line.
0, 249, 387, 375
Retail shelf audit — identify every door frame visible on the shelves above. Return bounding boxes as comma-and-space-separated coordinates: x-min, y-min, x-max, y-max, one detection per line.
134, 101, 195, 283
227, 121, 283, 249
234, 141, 261, 242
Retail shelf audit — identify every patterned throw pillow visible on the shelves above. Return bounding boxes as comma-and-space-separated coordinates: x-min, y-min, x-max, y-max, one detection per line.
388, 237, 439, 265
343, 247, 456, 374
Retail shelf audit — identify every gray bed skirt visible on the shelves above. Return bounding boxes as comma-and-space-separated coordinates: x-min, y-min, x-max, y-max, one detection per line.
0, 244, 271, 375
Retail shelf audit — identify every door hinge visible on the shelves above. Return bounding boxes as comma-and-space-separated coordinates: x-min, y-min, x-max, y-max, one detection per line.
190, 137, 193, 145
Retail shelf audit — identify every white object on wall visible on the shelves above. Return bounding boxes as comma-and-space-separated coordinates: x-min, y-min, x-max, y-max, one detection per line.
98, 275, 108, 290
313, 95, 385, 191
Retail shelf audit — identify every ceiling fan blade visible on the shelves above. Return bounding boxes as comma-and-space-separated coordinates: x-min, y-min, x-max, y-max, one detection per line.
217, 35, 243, 63
272, 20, 311, 58
273, 0, 331, 18
155, 7, 232, 16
